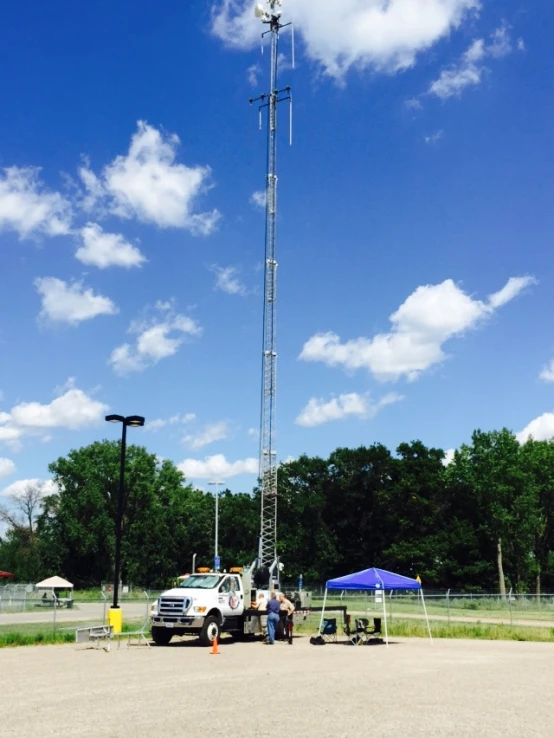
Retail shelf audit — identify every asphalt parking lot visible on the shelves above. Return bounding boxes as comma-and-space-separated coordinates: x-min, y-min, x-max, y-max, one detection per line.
1, 636, 552, 737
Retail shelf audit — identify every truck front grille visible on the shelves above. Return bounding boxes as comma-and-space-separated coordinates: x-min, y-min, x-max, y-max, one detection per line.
158, 596, 192, 617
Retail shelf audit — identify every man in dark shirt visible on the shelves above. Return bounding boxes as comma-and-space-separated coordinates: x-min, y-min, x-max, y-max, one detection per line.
279, 593, 295, 644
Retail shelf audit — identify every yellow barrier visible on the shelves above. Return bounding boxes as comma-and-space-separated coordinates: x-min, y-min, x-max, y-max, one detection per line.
108, 607, 123, 634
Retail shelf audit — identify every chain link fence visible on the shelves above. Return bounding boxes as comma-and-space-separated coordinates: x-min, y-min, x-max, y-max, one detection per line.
301, 588, 554, 627
0, 585, 153, 641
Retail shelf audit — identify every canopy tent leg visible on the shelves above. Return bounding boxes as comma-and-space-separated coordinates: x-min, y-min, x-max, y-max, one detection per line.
420, 589, 433, 645
382, 588, 388, 648
318, 588, 328, 634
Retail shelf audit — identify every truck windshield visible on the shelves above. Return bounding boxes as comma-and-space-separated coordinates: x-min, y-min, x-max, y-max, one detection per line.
179, 575, 221, 589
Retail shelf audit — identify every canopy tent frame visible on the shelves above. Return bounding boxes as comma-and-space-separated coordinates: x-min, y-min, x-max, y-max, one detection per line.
318, 567, 433, 647
319, 582, 390, 646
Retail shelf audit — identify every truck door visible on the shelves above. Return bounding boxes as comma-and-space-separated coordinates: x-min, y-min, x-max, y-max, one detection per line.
218, 575, 244, 619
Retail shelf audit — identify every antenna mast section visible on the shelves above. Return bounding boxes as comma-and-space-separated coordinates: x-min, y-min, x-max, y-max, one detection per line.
251, 0, 293, 578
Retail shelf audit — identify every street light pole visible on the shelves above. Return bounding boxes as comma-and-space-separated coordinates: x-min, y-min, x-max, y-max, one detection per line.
105, 414, 145, 631
112, 419, 127, 611
208, 480, 223, 570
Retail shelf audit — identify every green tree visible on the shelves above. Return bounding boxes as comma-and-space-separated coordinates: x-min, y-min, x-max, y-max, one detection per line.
217, 489, 259, 569
450, 430, 538, 594
277, 455, 339, 581
39, 441, 201, 587
381, 441, 447, 583
324, 444, 397, 576
520, 439, 554, 594
0, 482, 44, 581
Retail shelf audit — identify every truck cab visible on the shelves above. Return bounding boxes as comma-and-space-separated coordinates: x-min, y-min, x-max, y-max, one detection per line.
151, 569, 266, 646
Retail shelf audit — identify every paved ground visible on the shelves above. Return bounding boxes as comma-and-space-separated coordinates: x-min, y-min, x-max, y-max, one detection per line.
1, 636, 553, 737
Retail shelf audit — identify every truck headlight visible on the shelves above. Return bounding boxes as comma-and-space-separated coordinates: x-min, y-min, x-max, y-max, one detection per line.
150, 600, 159, 616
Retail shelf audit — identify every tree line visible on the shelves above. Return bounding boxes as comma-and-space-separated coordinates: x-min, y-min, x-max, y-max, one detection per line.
1, 429, 554, 593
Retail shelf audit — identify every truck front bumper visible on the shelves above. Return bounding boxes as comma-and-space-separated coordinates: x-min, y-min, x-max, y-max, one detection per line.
152, 615, 205, 629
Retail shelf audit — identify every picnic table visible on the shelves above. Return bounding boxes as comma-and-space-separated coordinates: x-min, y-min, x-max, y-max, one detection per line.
35, 597, 73, 608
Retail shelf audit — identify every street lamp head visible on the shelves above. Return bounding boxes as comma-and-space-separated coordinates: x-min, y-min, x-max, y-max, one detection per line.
105, 414, 125, 424
125, 415, 145, 428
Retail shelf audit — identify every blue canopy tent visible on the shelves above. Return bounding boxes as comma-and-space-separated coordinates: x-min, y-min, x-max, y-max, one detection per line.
319, 567, 433, 646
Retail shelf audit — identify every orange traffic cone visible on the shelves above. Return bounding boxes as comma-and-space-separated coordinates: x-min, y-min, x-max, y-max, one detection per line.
210, 637, 220, 655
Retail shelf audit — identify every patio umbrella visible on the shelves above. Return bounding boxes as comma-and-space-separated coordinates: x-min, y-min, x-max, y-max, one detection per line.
0, 570, 14, 578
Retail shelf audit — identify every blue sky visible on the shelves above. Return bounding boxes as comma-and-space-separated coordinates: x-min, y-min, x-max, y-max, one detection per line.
1, 0, 554, 509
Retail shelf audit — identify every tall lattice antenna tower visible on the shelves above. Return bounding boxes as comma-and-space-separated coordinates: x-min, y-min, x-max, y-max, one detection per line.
250, 0, 293, 579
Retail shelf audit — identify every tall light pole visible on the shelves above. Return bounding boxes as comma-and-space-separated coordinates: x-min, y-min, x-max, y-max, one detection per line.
208, 480, 223, 571
105, 414, 145, 631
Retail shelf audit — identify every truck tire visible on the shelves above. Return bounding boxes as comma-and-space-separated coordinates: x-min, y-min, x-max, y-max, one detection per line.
199, 615, 221, 646
151, 627, 173, 646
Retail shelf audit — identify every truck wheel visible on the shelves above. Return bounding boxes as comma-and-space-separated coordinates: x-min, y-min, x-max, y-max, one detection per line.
199, 616, 221, 647
151, 627, 173, 646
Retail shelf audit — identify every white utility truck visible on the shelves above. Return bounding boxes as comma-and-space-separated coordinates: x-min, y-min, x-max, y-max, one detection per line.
151, 566, 312, 646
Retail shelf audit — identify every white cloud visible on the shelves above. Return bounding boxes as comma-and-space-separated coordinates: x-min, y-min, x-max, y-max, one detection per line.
0, 458, 16, 480
184, 421, 229, 450
145, 419, 170, 432
178, 454, 258, 480
429, 23, 514, 99
76, 223, 146, 269
211, 265, 247, 296
425, 129, 444, 144
405, 97, 423, 111
109, 302, 202, 375
247, 63, 260, 86
488, 276, 537, 309
428, 58, 482, 99
442, 448, 455, 466
145, 413, 196, 431
0, 383, 108, 450
35, 277, 118, 325
10, 389, 108, 430
487, 23, 512, 59
296, 391, 403, 427
248, 427, 258, 438
53, 376, 77, 396
539, 361, 554, 384
300, 276, 535, 382
250, 190, 266, 209
0, 166, 72, 239
1, 478, 58, 498
516, 414, 554, 444
0, 427, 23, 450
517, 38, 525, 52
212, 0, 479, 79
79, 121, 220, 233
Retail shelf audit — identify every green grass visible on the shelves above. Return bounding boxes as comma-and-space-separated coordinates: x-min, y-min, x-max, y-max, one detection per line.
387, 619, 554, 642
0, 618, 145, 648
296, 606, 554, 642
0, 630, 75, 648
72, 589, 163, 602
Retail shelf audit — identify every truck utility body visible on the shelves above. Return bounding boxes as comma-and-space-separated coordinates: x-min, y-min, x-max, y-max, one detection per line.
151, 571, 312, 646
